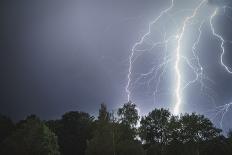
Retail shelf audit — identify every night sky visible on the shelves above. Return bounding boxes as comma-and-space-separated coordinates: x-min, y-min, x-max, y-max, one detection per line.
1, 0, 232, 131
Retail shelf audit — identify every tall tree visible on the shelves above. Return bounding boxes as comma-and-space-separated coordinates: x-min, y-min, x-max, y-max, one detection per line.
49, 111, 94, 155
179, 113, 221, 143
86, 103, 145, 155
139, 108, 171, 145
98, 103, 110, 122
85, 122, 114, 155
86, 104, 115, 155
117, 101, 140, 128
169, 113, 222, 155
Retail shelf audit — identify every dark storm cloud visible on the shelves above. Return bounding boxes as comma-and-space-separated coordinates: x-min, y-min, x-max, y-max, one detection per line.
0, 0, 167, 120
0, 0, 232, 132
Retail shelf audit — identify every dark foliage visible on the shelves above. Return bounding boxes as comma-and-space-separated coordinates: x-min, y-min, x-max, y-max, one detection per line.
47, 111, 94, 155
0, 103, 232, 155
0, 115, 60, 155
0, 114, 15, 144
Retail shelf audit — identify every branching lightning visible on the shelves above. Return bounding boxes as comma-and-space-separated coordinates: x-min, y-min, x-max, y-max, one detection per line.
210, 8, 232, 74
125, 0, 175, 102
173, 0, 206, 115
206, 102, 232, 129
125, 0, 232, 128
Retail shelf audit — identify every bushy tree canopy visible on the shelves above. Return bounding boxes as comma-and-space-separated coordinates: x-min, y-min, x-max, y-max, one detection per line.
0, 115, 60, 155
47, 111, 94, 155
1, 103, 232, 155
117, 101, 140, 128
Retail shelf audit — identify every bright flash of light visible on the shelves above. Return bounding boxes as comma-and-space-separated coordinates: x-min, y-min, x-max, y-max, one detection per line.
210, 8, 232, 74
173, 0, 207, 115
125, 0, 232, 124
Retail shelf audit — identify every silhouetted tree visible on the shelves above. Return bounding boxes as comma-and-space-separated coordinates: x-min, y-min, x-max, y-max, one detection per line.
0, 115, 15, 144
139, 109, 223, 155
117, 102, 140, 140
139, 108, 171, 146
179, 113, 221, 143
0, 115, 60, 155
98, 103, 110, 122
48, 111, 94, 155
86, 104, 115, 155
86, 103, 145, 155
1, 104, 231, 155
117, 101, 140, 128
169, 113, 222, 155
85, 122, 114, 155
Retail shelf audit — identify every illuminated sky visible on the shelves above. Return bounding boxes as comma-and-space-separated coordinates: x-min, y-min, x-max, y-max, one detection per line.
0, 0, 232, 131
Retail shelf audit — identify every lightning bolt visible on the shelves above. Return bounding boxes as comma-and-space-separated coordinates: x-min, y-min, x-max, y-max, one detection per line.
210, 8, 232, 74
206, 102, 232, 129
125, 0, 232, 125
206, 6, 232, 130
173, 0, 207, 115
125, 0, 174, 102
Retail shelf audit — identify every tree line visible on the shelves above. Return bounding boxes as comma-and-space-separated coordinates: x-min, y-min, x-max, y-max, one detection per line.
0, 102, 232, 155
